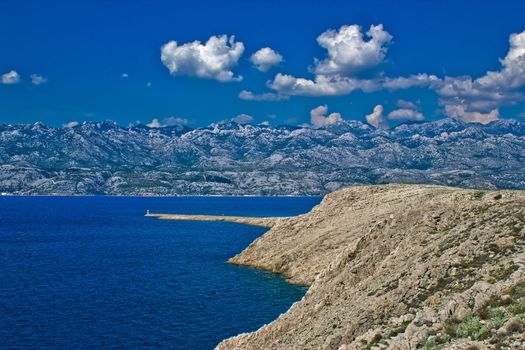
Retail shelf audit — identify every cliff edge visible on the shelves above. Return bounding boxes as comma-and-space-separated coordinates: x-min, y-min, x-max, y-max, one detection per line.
217, 184, 525, 350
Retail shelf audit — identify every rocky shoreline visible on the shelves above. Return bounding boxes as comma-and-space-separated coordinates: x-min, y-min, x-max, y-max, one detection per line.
217, 184, 525, 349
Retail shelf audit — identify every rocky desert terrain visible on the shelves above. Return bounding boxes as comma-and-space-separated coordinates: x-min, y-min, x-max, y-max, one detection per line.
217, 184, 525, 349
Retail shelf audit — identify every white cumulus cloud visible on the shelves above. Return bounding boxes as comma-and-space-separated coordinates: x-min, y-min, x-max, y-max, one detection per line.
250, 47, 283, 72
432, 30, 525, 114
365, 105, 388, 128
267, 73, 379, 96
381, 29, 525, 119
252, 26, 525, 125
163, 116, 189, 126
147, 116, 189, 128
238, 90, 289, 101
387, 108, 425, 121
30, 74, 47, 85
310, 105, 343, 128
232, 114, 254, 124
366, 105, 424, 128
396, 99, 418, 109
444, 103, 499, 124
383, 74, 441, 90
62, 121, 79, 128
161, 35, 244, 82
313, 24, 392, 76
1, 70, 20, 84
476, 30, 525, 90
265, 23, 391, 97
147, 118, 163, 128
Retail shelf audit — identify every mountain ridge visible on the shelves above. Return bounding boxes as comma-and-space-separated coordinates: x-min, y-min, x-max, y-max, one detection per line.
1, 118, 524, 195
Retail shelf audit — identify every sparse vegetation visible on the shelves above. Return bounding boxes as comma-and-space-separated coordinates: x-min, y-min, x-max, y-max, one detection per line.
444, 313, 489, 340
364, 333, 387, 350
472, 191, 486, 199
388, 320, 411, 337
432, 282, 525, 348
418, 333, 452, 350
219, 186, 525, 350
419, 336, 439, 350
488, 263, 518, 282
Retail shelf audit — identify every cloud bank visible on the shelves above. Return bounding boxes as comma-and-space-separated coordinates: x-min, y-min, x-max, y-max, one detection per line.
160, 24, 525, 125
255, 23, 525, 124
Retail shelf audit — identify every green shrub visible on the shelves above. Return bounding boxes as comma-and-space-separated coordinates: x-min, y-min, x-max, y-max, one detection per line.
507, 282, 525, 298
455, 314, 486, 339
472, 191, 486, 199
484, 308, 508, 331
507, 299, 525, 315
419, 336, 438, 350
445, 312, 496, 340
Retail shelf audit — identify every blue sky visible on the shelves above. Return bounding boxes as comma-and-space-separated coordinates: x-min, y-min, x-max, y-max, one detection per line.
1, 0, 525, 128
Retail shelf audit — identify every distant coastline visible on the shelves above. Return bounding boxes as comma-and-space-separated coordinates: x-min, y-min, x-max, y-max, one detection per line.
0, 193, 321, 198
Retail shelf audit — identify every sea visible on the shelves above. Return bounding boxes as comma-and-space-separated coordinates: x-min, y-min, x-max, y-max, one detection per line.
0, 195, 321, 349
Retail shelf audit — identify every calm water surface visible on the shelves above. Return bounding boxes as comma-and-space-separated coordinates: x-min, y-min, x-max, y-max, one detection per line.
0, 196, 321, 349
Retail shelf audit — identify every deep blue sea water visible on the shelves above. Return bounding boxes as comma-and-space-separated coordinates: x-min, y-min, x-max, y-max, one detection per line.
0, 196, 321, 349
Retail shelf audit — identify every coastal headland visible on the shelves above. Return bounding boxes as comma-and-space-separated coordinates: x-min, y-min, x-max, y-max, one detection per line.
149, 184, 525, 349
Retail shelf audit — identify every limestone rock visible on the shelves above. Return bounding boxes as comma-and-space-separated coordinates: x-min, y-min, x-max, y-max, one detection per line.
217, 185, 525, 350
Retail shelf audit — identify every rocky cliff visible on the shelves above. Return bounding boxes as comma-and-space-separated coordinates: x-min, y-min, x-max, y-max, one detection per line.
217, 184, 525, 349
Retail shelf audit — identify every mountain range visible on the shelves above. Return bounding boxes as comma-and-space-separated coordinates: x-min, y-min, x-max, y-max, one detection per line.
1, 118, 524, 195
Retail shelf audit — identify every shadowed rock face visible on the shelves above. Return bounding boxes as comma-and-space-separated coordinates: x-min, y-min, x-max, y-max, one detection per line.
1, 118, 525, 195
218, 185, 525, 350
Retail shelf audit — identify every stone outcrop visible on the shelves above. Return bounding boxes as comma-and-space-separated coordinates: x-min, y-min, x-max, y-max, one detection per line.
217, 184, 525, 349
